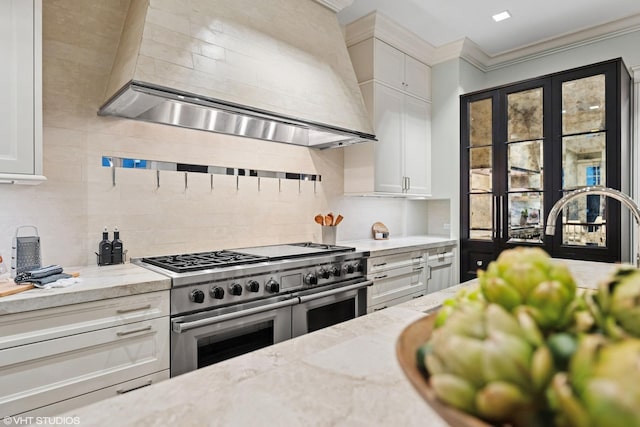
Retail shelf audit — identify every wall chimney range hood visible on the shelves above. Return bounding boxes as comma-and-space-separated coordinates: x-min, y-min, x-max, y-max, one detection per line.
98, 0, 375, 149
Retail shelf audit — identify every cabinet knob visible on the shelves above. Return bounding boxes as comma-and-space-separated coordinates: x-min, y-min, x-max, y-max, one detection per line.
476, 260, 483, 267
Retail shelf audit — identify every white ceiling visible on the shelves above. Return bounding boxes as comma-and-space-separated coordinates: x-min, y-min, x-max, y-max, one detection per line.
337, 0, 640, 56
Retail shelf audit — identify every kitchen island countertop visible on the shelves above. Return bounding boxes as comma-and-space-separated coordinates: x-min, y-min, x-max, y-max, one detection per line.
53, 258, 626, 426
0, 263, 170, 315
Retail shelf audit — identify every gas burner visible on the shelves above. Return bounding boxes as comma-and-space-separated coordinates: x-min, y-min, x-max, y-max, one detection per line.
142, 250, 268, 273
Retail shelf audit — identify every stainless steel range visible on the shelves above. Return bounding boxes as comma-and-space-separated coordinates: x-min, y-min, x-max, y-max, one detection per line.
134, 242, 370, 377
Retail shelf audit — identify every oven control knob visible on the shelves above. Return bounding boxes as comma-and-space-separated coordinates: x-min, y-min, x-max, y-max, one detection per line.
318, 268, 330, 279
266, 279, 280, 293
304, 273, 318, 286
247, 280, 260, 293
229, 282, 243, 296
343, 264, 355, 274
330, 266, 341, 277
355, 262, 364, 273
210, 286, 225, 299
190, 289, 205, 304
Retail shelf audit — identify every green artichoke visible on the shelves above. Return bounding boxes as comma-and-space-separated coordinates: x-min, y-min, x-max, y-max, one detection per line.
586, 267, 640, 338
478, 247, 578, 331
549, 334, 640, 427
424, 301, 554, 426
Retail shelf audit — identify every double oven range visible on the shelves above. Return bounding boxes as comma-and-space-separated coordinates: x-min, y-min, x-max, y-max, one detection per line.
134, 242, 371, 377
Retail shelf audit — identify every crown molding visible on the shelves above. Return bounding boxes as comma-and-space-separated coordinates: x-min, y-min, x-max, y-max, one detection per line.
344, 11, 436, 65
432, 12, 640, 72
312, 0, 353, 13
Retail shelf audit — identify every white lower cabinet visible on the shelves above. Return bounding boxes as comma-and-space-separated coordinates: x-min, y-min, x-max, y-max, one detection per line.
366, 250, 427, 313
427, 247, 456, 293
0, 291, 170, 417
16, 371, 169, 417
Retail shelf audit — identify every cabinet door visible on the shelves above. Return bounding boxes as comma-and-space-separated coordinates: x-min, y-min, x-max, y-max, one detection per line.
403, 96, 431, 194
0, 317, 169, 416
374, 39, 404, 92
0, 0, 37, 175
404, 55, 430, 100
373, 83, 404, 193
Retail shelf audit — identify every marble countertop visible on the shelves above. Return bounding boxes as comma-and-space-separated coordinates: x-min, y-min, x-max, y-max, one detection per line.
0, 263, 170, 315
55, 258, 626, 426
339, 235, 457, 257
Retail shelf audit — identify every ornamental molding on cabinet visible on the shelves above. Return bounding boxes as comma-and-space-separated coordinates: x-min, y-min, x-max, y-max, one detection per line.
312, 0, 353, 13
344, 11, 436, 66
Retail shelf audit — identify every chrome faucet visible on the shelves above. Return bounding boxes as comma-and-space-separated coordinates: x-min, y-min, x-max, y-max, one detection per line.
545, 186, 640, 267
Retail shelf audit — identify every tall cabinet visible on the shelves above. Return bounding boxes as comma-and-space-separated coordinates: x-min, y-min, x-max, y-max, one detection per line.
460, 59, 631, 281
344, 35, 432, 196
0, 0, 45, 184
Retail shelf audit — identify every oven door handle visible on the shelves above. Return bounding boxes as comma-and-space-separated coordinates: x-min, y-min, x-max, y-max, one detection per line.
172, 298, 298, 333
297, 280, 373, 303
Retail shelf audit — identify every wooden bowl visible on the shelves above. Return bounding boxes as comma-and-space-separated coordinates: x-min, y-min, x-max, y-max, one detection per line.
396, 314, 492, 427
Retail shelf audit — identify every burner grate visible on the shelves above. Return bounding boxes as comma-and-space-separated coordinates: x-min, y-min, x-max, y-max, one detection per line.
142, 250, 268, 273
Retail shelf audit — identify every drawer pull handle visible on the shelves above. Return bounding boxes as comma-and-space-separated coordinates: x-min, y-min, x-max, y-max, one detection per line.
116, 379, 153, 394
117, 325, 153, 337
372, 262, 387, 267
412, 294, 425, 299
373, 305, 388, 311
374, 274, 388, 280
413, 266, 424, 271
117, 304, 152, 314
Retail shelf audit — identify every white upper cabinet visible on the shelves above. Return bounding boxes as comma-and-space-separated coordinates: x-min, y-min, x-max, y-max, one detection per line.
344, 36, 431, 196
0, 0, 45, 185
374, 40, 430, 100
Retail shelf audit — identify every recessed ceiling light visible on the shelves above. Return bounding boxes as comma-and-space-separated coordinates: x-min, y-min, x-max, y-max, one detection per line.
492, 10, 511, 22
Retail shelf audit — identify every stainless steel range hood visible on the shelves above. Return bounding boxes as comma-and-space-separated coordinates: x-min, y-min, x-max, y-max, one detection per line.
98, 0, 375, 149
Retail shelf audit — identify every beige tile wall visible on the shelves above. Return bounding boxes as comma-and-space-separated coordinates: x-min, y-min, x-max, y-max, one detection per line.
0, 0, 430, 269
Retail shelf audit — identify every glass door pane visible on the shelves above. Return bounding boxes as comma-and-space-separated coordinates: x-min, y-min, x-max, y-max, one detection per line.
560, 73, 607, 247
507, 88, 543, 141
562, 75, 606, 134
505, 87, 544, 244
508, 192, 543, 242
468, 98, 493, 241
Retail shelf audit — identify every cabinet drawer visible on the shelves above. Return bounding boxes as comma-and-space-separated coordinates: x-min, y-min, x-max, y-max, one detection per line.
368, 290, 425, 313
367, 269, 425, 308
0, 317, 170, 416
0, 291, 169, 350
16, 370, 169, 417
367, 251, 424, 273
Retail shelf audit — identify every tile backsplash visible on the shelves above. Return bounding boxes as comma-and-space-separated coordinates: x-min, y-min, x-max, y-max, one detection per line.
0, 0, 438, 269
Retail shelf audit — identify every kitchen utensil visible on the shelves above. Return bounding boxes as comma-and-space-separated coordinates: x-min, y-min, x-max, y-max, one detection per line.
324, 215, 332, 226
334, 215, 344, 226
0, 278, 34, 297
11, 226, 41, 278
314, 214, 324, 225
396, 313, 489, 427
372, 222, 389, 240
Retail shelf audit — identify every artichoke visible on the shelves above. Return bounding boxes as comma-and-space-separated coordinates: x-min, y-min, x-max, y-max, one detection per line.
478, 247, 578, 331
424, 301, 554, 426
549, 334, 640, 427
586, 267, 640, 338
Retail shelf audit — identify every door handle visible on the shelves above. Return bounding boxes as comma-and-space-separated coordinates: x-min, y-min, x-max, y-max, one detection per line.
297, 280, 373, 303
116, 379, 153, 394
493, 196, 497, 239
117, 304, 152, 314
500, 195, 505, 239
116, 325, 152, 337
